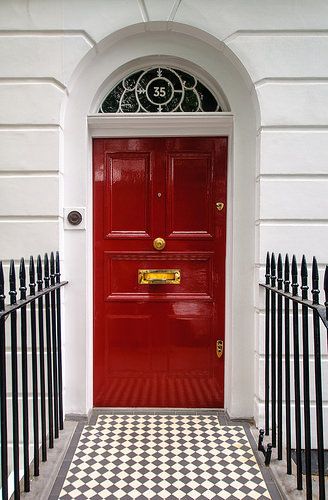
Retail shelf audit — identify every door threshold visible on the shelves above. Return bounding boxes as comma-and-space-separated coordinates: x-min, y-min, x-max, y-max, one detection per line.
90, 408, 224, 424
93, 407, 224, 411
91, 407, 223, 415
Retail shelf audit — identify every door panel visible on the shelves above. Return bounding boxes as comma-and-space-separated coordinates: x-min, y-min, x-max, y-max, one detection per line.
167, 153, 213, 238
104, 252, 213, 300
104, 153, 152, 238
94, 137, 227, 407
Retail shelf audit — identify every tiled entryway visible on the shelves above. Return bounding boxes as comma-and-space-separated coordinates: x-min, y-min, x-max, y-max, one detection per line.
50, 412, 281, 499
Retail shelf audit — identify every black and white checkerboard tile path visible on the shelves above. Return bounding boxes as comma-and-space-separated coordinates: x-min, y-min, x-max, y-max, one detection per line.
58, 414, 271, 499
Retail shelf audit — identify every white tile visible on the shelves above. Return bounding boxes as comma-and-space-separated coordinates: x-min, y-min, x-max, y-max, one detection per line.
58, 413, 271, 499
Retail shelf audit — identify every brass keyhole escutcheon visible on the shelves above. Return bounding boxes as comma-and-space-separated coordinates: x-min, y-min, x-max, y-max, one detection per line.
216, 339, 224, 358
153, 237, 166, 251
216, 202, 224, 211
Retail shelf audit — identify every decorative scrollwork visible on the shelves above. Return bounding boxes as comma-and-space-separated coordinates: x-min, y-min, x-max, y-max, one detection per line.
99, 67, 222, 113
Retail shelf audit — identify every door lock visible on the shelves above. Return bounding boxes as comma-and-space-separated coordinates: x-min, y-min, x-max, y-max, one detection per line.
216, 339, 224, 358
216, 202, 224, 211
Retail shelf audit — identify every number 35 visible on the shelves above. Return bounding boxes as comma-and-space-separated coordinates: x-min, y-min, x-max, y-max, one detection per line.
153, 86, 166, 97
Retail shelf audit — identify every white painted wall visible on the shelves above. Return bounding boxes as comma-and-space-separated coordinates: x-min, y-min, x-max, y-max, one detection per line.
0, 0, 327, 445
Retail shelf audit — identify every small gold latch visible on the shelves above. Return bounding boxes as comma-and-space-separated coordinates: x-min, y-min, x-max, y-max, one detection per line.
216, 339, 224, 358
153, 237, 166, 251
138, 269, 181, 285
216, 202, 224, 211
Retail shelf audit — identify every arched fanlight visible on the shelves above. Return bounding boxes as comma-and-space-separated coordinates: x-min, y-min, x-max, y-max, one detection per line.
98, 67, 223, 113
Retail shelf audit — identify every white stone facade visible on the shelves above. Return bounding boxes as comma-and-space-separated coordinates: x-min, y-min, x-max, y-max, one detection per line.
0, 0, 327, 435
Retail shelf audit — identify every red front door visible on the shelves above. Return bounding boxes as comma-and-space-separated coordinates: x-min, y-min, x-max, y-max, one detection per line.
93, 137, 227, 407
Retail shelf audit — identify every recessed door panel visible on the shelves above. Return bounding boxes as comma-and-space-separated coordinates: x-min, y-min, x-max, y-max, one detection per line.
104, 315, 151, 372
104, 252, 213, 300
167, 153, 213, 238
168, 316, 212, 373
104, 153, 152, 238
94, 137, 227, 408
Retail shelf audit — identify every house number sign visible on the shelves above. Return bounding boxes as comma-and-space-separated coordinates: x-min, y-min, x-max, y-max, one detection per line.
99, 66, 222, 113
146, 78, 174, 105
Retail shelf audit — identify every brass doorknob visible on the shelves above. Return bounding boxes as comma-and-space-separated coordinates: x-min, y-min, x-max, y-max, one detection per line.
153, 237, 166, 251
216, 202, 224, 211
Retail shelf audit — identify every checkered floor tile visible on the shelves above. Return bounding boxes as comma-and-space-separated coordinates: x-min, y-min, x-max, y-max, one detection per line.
59, 414, 271, 499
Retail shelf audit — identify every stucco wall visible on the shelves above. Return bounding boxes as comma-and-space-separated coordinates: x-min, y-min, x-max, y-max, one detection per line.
0, 1, 327, 434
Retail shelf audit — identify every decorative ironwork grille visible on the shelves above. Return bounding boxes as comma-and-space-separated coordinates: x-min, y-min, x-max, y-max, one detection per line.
99, 67, 222, 113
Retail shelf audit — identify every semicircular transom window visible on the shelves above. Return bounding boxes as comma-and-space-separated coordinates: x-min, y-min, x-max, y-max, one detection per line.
99, 67, 223, 113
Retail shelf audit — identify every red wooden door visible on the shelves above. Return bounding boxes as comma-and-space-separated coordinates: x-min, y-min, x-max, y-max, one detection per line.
93, 137, 227, 407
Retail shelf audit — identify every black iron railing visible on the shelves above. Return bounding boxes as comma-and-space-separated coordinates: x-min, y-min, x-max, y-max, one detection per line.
0, 252, 67, 500
259, 252, 328, 499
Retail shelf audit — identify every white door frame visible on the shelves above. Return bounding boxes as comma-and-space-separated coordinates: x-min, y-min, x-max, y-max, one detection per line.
63, 28, 258, 418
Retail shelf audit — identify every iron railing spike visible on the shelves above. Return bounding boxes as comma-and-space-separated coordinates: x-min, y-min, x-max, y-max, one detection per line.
9, 259, 16, 287
312, 256, 319, 280
277, 254, 282, 274
19, 257, 26, 281
29, 256, 35, 280
265, 252, 270, 285
44, 253, 49, 274
19, 258, 27, 301
291, 255, 298, 278
277, 254, 283, 291
37, 255, 42, 272
271, 252, 276, 271
50, 252, 55, 274
301, 255, 308, 277
324, 265, 328, 320
55, 251, 61, 282
284, 254, 290, 284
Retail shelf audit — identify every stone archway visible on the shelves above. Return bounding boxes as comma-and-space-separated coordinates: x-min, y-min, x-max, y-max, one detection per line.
62, 23, 259, 419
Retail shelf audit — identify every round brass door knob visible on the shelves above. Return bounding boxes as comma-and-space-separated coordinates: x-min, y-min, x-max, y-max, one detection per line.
153, 237, 166, 251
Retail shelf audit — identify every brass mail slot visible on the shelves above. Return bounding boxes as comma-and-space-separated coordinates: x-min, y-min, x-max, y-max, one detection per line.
138, 269, 181, 285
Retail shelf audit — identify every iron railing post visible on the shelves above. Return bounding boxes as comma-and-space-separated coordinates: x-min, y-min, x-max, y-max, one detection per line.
19, 258, 30, 492
265, 252, 270, 436
284, 254, 292, 474
301, 256, 312, 498
277, 254, 283, 460
9, 261, 20, 499
0, 261, 8, 500
270, 253, 277, 448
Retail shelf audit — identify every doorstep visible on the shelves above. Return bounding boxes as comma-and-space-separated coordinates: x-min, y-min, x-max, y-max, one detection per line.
46, 410, 282, 499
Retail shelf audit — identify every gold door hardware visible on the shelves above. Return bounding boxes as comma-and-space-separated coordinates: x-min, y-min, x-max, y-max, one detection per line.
138, 269, 181, 285
216, 202, 225, 211
153, 237, 166, 251
216, 339, 224, 358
